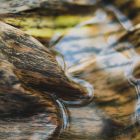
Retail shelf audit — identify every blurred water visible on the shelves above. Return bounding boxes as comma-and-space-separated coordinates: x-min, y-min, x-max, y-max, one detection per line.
0, 1, 139, 140
48, 3, 140, 140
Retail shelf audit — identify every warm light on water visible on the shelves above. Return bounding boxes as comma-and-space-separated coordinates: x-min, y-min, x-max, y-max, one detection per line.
48, 3, 140, 139
0, 0, 140, 140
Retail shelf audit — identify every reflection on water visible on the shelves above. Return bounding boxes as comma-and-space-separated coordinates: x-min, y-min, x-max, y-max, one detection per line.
111, 28, 140, 126
0, 1, 139, 140
103, 4, 133, 30
48, 2, 140, 140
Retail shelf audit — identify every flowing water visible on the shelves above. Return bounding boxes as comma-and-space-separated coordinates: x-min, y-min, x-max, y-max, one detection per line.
47, 2, 140, 140
0, 1, 140, 140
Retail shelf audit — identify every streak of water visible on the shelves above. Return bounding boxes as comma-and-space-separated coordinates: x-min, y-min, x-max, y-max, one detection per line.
56, 99, 70, 131
105, 4, 133, 30
45, 92, 70, 133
